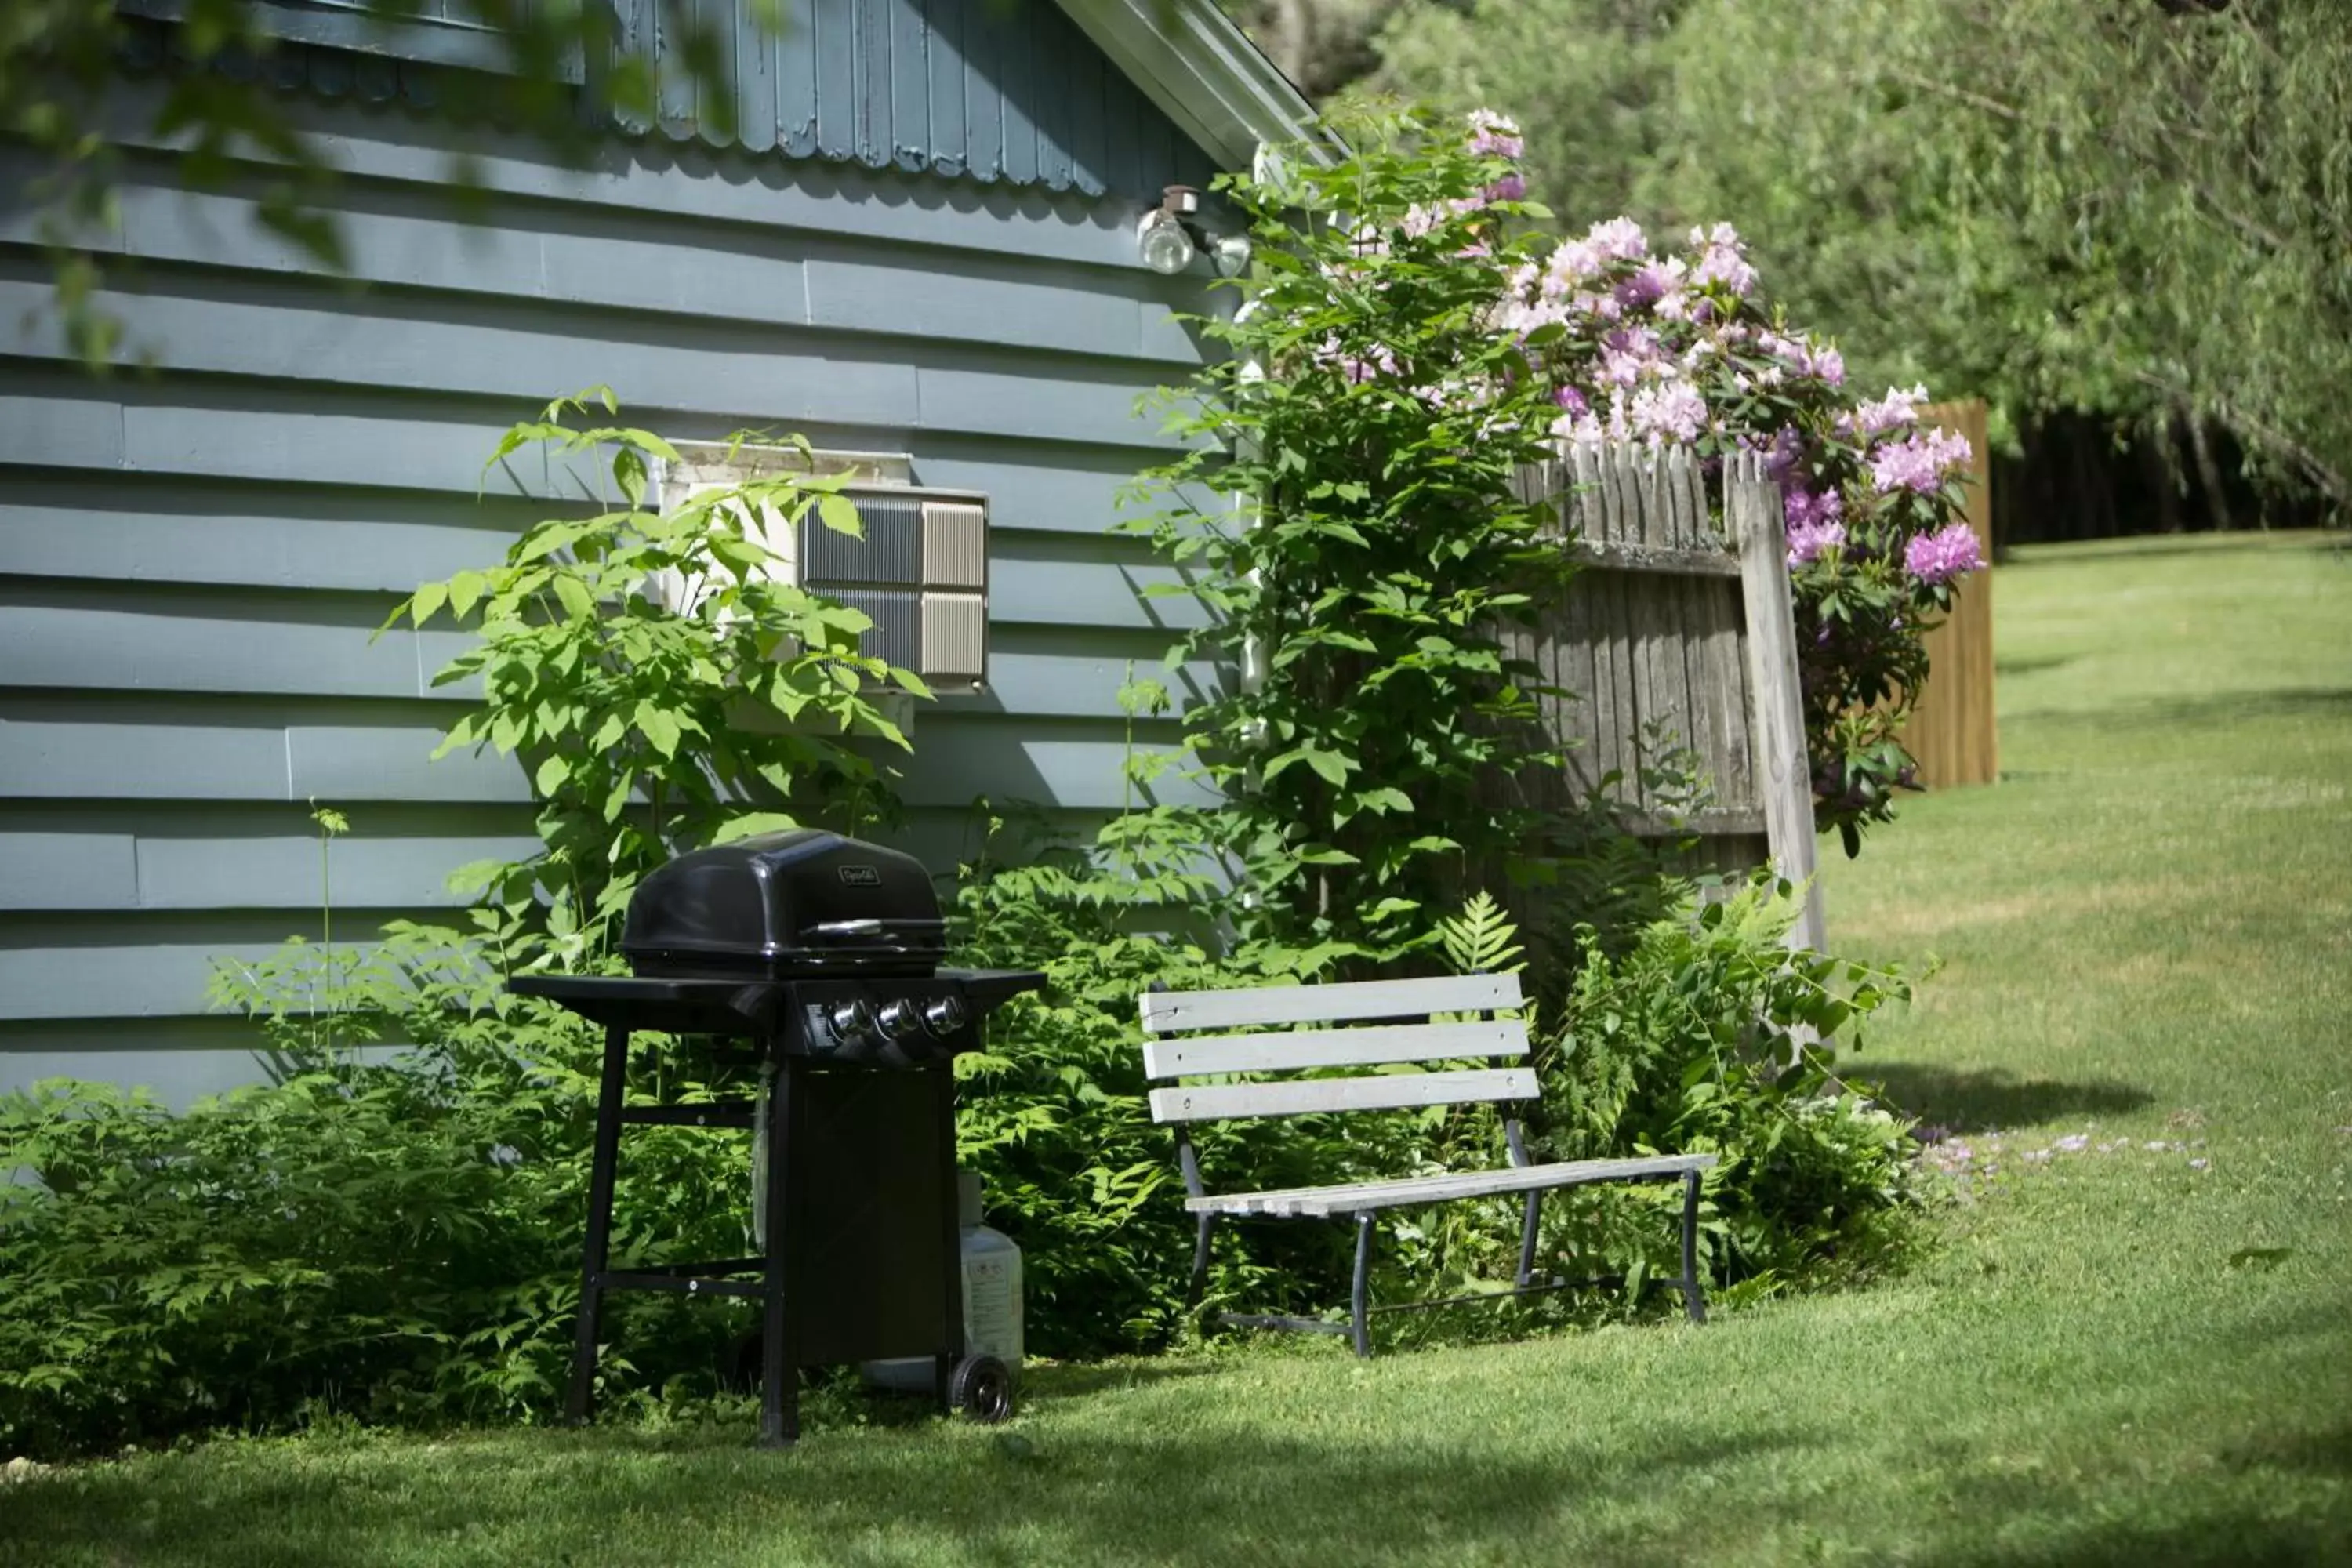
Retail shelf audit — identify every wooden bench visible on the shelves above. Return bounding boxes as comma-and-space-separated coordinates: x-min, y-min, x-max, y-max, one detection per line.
1141, 971, 1716, 1357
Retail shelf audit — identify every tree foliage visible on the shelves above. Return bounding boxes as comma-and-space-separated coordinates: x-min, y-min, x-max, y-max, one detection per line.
1365, 0, 2352, 514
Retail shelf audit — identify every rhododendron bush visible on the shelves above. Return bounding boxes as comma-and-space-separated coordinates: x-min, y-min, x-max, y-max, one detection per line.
1145, 106, 1980, 878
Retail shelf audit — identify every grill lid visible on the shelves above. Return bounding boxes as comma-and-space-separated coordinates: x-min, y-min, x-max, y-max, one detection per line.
620, 829, 946, 978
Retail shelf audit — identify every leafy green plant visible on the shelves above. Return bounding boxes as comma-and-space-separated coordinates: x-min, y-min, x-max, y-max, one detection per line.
1130, 103, 1577, 956
1537, 879, 1923, 1289
0, 909, 781, 1461
381, 389, 927, 955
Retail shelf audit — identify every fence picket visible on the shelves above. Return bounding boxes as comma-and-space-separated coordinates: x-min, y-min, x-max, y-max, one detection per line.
1519, 441, 1800, 894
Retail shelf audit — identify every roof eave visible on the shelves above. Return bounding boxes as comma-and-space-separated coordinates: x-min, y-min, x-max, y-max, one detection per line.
1054, 0, 1338, 177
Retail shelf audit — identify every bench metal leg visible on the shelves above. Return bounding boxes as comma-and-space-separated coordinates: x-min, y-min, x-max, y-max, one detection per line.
1515, 1189, 1542, 1289
1677, 1167, 1708, 1326
1349, 1212, 1376, 1359
1186, 1212, 1216, 1310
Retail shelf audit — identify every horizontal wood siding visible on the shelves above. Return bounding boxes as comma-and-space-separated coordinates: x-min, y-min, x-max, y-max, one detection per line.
0, 89, 1225, 1098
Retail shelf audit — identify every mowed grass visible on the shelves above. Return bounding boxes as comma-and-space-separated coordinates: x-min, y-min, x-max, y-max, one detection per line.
4, 532, 2348, 1567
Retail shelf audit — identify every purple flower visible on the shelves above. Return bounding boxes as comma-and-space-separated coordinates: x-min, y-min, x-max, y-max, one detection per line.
1871, 427, 1973, 495
1842, 383, 1929, 439
1787, 519, 1847, 568
1629, 379, 1708, 444
1784, 481, 1842, 529
1553, 409, 1608, 447
1544, 240, 1602, 290
1484, 172, 1527, 204
1585, 216, 1650, 263
1904, 521, 1985, 584
1687, 222, 1759, 298
1553, 385, 1589, 416
1468, 109, 1523, 160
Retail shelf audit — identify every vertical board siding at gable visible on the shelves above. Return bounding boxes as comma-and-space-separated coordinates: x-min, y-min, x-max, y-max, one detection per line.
0, 100, 1227, 1068
204, 0, 1221, 200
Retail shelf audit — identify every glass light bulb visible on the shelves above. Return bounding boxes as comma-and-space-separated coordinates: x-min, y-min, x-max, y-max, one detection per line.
1138, 211, 1197, 275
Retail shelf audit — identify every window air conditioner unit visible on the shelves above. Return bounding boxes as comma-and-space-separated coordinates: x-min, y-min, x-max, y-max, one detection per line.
653, 443, 989, 699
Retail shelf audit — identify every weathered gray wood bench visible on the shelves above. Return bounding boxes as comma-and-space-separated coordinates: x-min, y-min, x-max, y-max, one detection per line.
1141, 972, 1716, 1357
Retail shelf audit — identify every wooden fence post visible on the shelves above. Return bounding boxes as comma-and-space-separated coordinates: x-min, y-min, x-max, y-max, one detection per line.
1726, 452, 1828, 954
1901, 399, 1998, 788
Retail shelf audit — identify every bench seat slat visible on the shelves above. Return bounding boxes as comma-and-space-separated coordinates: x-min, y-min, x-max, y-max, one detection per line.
1147, 1067, 1537, 1124
1142, 1019, 1528, 1080
1140, 974, 1523, 1036
1185, 1154, 1717, 1217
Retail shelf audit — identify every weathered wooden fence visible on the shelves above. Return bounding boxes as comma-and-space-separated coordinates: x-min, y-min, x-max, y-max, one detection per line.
1900, 400, 1999, 789
1504, 445, 1824, 952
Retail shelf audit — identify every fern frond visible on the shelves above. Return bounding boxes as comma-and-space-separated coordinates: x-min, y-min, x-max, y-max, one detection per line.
1438, 891, 1524, 976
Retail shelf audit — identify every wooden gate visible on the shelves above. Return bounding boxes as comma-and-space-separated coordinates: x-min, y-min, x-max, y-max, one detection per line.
1505, 445, 1824, 951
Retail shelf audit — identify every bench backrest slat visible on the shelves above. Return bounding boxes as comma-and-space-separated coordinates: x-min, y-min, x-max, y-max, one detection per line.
1139, 973, 1522, 1036
1148, 1067, 1539, 1124
1142, 1019, 1527, 1080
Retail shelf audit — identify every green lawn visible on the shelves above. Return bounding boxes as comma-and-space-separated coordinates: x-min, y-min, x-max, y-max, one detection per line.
5, 532, 2348, 1567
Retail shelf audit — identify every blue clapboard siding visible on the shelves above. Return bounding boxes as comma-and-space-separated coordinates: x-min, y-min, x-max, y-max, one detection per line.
0, 50, 1231, 1101
116, 0, 1218, 201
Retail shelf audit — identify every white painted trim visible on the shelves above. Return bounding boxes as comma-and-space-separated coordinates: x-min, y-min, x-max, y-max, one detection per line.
1139, 973, 1523, 1035
1147, 1066, 1538, 1123
1054, 0, 1337, 175
1142, 1019, 1527, 1080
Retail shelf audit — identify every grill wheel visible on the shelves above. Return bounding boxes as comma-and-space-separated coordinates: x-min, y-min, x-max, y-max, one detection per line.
949, 1353, 1016, 1424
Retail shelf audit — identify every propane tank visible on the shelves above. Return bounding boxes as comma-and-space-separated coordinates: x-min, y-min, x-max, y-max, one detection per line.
864, 1171, 1023, 1392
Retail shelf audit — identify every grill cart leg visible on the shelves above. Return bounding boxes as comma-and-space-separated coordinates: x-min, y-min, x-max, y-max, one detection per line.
568, 1024, 630, 1425
1349, 1212, 1377, 1359
758, 1055, 800, 1448
935, 1065, 966, 1417
1678, 1167, 1708, 1326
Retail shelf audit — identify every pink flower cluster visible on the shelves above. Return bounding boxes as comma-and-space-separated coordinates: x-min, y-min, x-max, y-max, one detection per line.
1904, 521, 1984, 584
1784, 485, 1846, 566
1467, 109, 1523, 161
1687, 223, 1758, 299
1870, 426, 1973, 495
1842, 383, 1929, 439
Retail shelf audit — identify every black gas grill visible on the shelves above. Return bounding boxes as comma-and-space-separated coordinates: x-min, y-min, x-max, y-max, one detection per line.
510, 829, 1043, 1447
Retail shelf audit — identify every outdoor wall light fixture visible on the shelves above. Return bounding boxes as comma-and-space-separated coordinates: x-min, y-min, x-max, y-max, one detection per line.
1138, 184, 1250, 276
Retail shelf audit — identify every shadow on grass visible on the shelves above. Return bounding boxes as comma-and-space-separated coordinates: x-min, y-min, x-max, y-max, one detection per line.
1994, 652, 2078, 679
1024, 1357, 1223, 1403
1860, 1063, 2153, 1131
2221, 1421, 2352, 1481
2, 1419, 1834, 1568
2071, 685, 2352, 731
1926, 1511, 2343, 1567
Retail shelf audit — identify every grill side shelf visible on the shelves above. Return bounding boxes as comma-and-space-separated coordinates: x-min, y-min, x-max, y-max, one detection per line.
506, 975, 786, 1035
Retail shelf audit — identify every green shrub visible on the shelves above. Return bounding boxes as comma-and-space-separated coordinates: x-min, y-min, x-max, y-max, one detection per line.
0, 924, 760, 1460
1535, 882, 1924, 1293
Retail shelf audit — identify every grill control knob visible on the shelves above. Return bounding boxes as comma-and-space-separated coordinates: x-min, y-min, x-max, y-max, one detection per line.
876, 997, 923, 1041
922, 994, 969, 1036
824, 998, 877, 1047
